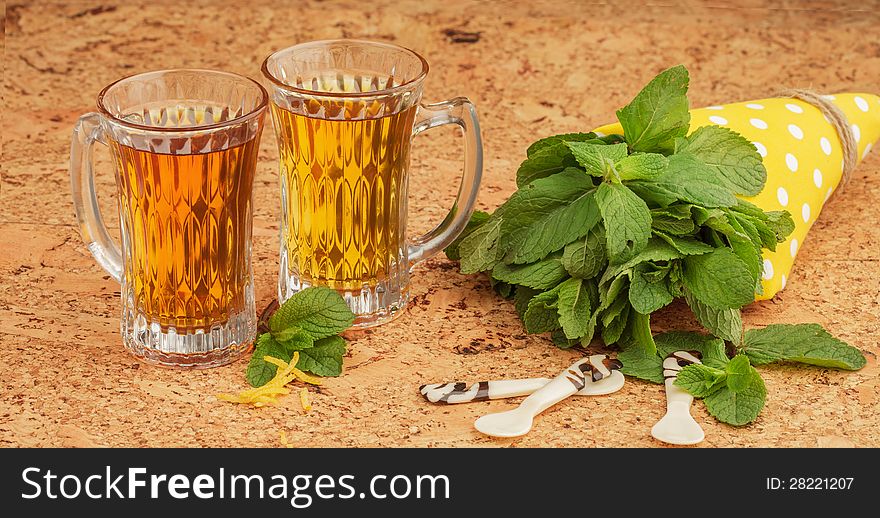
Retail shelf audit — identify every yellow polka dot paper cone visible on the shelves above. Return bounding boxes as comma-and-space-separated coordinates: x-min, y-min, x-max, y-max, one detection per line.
594, 93, 880, 299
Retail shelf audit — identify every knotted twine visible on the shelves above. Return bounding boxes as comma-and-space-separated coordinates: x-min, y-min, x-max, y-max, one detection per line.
776, 89, 858, 193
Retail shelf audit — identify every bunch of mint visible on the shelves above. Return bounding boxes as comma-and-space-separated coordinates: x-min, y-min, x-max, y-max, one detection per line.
446, 65, 866, 425
247, 287, 355, 387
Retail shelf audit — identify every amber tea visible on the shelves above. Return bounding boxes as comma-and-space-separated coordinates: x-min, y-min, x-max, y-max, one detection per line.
272, 99, 417, 292
111, 139, 258, 330
264, 40, 482, 327
70, 69, 267, 367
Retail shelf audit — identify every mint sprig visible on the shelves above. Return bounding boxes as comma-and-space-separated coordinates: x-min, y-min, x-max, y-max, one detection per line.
247, 287, 355, 387
444, 64, 866, 428
742, 323, 866, 370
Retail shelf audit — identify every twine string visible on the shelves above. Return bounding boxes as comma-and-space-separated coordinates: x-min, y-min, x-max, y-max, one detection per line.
776, 89, 857, 191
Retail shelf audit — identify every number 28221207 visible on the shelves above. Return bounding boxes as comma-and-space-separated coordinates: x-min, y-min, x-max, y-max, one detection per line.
766, 477, 854, 490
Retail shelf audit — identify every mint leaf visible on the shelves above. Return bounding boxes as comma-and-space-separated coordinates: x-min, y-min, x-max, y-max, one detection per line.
618, 323, 664, 384
685, 291, 743, 345
655, 331, 729, 369
742, 324, 866, 370
247, 334, 292, 387
675, 126, 767, 196
654, 231, 714, 255
566, 142, 628, 177
517, 134, 602, 187
725, 354, 752, 392
445, 210, 490, 260
725, 216, 764, 290
491, 277, 515, 299
674, 364, 727, 397
513, 286, 539, 319
630, 153, 737, 208
602, 300, 630, 345
523, 285, 563, 334
296, 335, 347, 377
458, 216, 503, 274
269, 287, 355, 340
595, 182, 652, 263
682, 248, 755, 309
501, 168, 600, 264
600, 237, 681, 286
617, 65, 690, 153
704, 369, 766, 426
492, 253, 567, 289
628, 310, 657, 355
562, 225, 606, 279
629, 265, 673, 314
516, 143, 572, 188
527, 132, 598, 157
556, 277, 598, 339
272, 325, 314, 348
627, 181, 680, 207
615, 153, 668, 181
766, 211, 795, 240
551, 329, 579, 349
698, 207, 745, 238
651, 205, 696, 235
275, 327, 315, 353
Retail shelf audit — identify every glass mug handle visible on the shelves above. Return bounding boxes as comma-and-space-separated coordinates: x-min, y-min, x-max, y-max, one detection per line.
408, 97, 483, 266
69, 113, 124, 282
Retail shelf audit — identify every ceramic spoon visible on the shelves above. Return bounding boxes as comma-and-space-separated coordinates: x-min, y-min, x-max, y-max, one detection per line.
650, 350, 705, 446
420, 356, 624, 404
473, 355, 622, 438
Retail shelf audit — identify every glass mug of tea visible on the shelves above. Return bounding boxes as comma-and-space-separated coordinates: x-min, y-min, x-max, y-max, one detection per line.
262, 39, 483, 327
69, 69, 268, 367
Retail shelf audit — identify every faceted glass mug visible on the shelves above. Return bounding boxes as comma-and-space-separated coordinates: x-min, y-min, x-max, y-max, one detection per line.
262, 39, 483, 327
69, 69, 268, 368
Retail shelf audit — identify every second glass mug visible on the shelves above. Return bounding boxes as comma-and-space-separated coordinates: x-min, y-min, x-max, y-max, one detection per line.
262, 39, 483, 326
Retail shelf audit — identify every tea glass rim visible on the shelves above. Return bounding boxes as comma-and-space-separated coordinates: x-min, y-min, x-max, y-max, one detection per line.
260, 38, 430, 98
96, 68, 269, 133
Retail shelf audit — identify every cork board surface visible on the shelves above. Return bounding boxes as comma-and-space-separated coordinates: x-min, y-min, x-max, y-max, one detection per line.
1, 0, 878, 448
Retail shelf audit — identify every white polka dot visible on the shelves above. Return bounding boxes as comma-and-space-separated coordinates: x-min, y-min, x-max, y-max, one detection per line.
781, 275, 787, 289
750, 118, 768, 129
852, 124, 861, 143
746, 103, 765, 110
594, 131, 606, 137
762, 259, 774, 280
785, 153, 798, 172
825, 188, 833, 201
813, 168, 823, 188
785, 103, 804, 114
822, 94, 836, 101
820, 137, 832, 155
864, 143, 873, 159
790, 238, 798, 257
753, 141, 767, 157
802, 203, 811, 223
788, 124, 804, 140
777, 187, 789, 206
709, 115, 728, 125
855, 96, 869, 112
706, 105, 724, 110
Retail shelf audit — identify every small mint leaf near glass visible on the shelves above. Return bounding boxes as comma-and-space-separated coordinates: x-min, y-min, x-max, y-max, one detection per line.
248, 287, 355, 387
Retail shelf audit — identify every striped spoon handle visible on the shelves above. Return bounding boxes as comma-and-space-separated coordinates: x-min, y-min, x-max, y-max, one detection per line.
420, 378, 551, 404
420, 355, 624, 404
473, 355, 618, 438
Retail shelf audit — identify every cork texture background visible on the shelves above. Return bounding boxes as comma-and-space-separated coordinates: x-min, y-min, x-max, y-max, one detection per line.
1, 0, 878, 448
